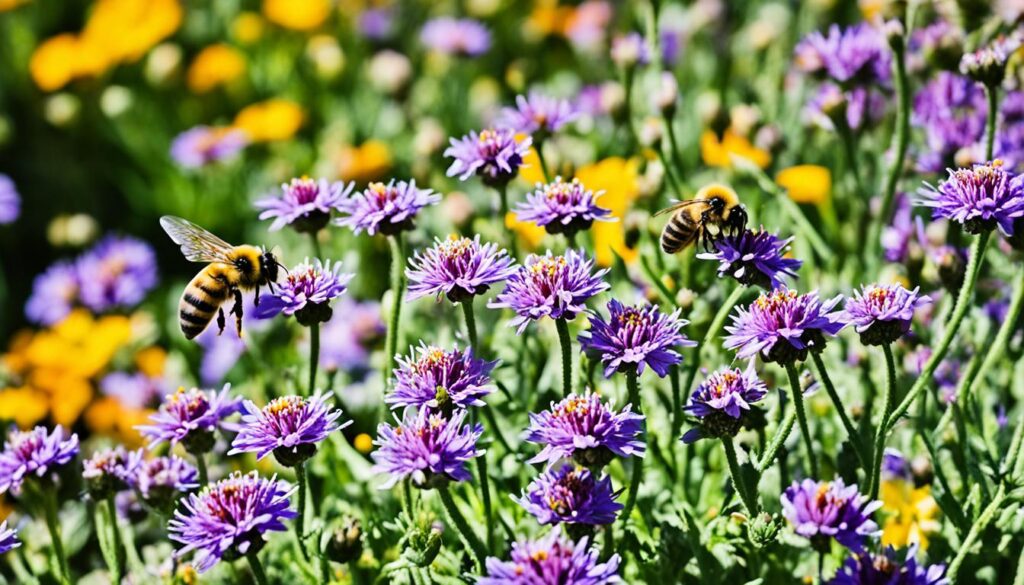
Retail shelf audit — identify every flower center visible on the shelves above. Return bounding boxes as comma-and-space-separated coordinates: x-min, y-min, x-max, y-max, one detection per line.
755, 289, 799, 310
529, 256, 567, 279
287, 176, 320, 204
266, 396, 305, 417
439, 235, 473, 261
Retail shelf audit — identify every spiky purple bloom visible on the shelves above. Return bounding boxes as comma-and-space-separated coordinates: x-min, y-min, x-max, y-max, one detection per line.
170, 126, 248, 169
515, 177, 614, 237
513, 464, 622, 526
0, 425, 79, 495
134, 454, 200, 501
371, 408, 483, 489
479, 531, 622, 585
698, 228, 802, 289
0, 174, 20, 225
137, 385, 241, 453
578, 300, 693, 378
881, 194, 924, 263
830, 545, 949, 585
169, 471, 295, 573
335, 179, 440, 236
255, 176, 355, 233
841, 283, 930, 346
781, 477, 881, 553
724, 287, 845, 365
682, 364, 769, 443
489, 249, 610, 334
25, 260, 79, 325
255, 258, 353, 324
920, 160, 1024, 235
805, 84, 887, 131
406, 235, 516, 303
794, 23, 891, 86
912, 73, 987, 173
0, 521, 20, 555
82, 446, 141, 497
610, 32, 650, 67
229, 392, 349, 465
386, 344, 497, 412
420, 17, 491, 57
500, 91, 578, 137
358, 8, 394, 40
76, 235, 158, 312
525, 391, 644, 469
444, 128, 532, 187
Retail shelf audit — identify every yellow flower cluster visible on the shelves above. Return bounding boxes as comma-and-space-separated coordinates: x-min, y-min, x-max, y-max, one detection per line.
30, 0, 183, 91
880, 478, 940, 550
187, 43, 246, 94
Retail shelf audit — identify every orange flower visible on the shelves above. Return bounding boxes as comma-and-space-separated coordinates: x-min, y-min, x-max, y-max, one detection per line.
337, 140, 393, 183
233, 98, 305, 142
263, 0, 331, 31
187, 44, 246, 93
700, 129, 771, 169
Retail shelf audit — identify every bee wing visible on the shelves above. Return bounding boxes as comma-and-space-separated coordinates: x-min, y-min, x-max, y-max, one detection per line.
653, 199, 711, 217
159, 216, 235, 263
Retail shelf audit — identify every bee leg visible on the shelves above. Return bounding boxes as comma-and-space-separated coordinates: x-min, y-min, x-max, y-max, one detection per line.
254, 286, 260, 307
217, 308, 226, 335
231, 289, 244, 336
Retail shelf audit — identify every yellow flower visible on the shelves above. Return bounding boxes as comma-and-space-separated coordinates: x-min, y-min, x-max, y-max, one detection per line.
517, 145, 547, 185
263, 0, 331, 31
354, 433, 373, 454
505, 212, 548, 251
525, 0, 573, 38
0, 0, 28, 12
80, 0, 183, 65
233, 12, 265, 45
700, 129, 771, 169
30, 34, 79, 92
85, 397, 151, 447
337, 140, 392, 183
233, 98, 305, 142
187, 44, 246, 93
880, 479, 940, 550
135, 346, 167, 377
0, 387, 49, 428
776, 165, 832, 206
575, 157, 641, 266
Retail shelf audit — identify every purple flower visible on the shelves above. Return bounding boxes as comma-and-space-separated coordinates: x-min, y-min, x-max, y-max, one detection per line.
610, 32, 650, 68
318, 298, 383, 374
76, 235, 159, 312
794, 24, 891, 86
697, 228, 802, 289
959, 33, 1022, 86
420, 17, 491, 57
229, 392, 349, 465
445, 128, 532, 187
371, 408, 483, 489
335, 179, 440, 236
25, 260, 79, 325
0, 425, 79, 495
515, 177, 615, 238
0, 174, 20, 225
499, 91, 578, 137
781, 477, 881, 552
358, 8, 394, 40
134, 454, 200, 503
912, 73, 987, 173
168, 471, 296, 573
489, 250, 610, 334
525, 391, 644, 469
682, 364, 769, 443
386, 344, 497, 412
255, 258, 353, 324
806, 84, 887, 131
841, 283, 930, 345
830, 545, 949, 585
170, 126, 247, 169
919, 160, 1024, 235
881, 448, 911, 482
479, 531, 621, 585
578, 300, 694, 378
724, 287, 845, 365
255, 176, 354, 233
406, 235, 516, 303
101, 372, 167, 409
82, 446, 141, 497
0, 521, 20, 555
137, 385, 241, 453
881, 194, 925, 263
513, 464, 622, 526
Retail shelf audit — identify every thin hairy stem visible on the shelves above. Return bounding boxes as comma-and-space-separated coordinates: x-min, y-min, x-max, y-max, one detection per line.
810, 352, 867, 467
555, 318, 574, 397
869, 344, 898, 501
786, 362, 819, 478
384, 233, 405, 385
438, 486, 487, 571
722, 438, 758, 515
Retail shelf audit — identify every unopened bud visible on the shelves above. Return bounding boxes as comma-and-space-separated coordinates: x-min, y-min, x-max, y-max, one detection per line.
326, 517, 364, 564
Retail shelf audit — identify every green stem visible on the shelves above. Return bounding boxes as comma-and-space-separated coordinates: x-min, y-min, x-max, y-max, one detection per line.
437, 486, 487, 571
474, 445, 494, 553
756, 407, 796, 473
681, 286, 746, 404
786, 362, 818, 478
972, 267, 1024, 391
308, 322, 319, 396
836, 116, 865, 201
985, 83, 999, 161
619, 370, 643, 528
1013, 542, 1024, 585
602, 524, 615, 561
663, 111, 685, 178
106, 496, 126, 582
555, 318, 573, 397
535, 138, 551, 183
295, 462, 310, 561
461, 299, 479, 351
869, 344, 898, 501
810, 352, 868, 467
402, 477, 414, 518
721, 438, 758, 515
310, 232, 322, 260
44, 491, 70, 584
246, 551, 270, 585
947, 484, 1006, 581
384, 233, 405, 386
195, 452, 209, 486
886, 230, 991, 433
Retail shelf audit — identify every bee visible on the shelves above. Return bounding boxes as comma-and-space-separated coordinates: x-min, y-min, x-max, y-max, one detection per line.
655, 183, 748, 253
160, 216, 282, 340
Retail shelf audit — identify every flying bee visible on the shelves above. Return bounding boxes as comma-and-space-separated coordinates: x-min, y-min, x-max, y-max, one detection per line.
654, 183, 748, 254
160, 216, 282, 340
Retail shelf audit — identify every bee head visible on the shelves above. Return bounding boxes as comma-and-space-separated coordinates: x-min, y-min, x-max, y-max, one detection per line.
724, 204, 748, 234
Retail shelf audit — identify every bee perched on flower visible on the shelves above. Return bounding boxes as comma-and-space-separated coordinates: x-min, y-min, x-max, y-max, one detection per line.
255, 176, 354, 234
919, 160, 1024, 236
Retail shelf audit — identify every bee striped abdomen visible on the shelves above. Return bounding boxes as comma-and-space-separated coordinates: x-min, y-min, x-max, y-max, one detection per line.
660, 213, 699, 254
178, 267, 229, 339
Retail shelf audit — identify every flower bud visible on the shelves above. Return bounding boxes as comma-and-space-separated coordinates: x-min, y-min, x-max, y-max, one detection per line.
610, 33, 649, 69
652, 72, 678, 114
960, 34, 1022, 87
749, 512, 782, 548
326, 517, 364, 564
639, 117, 664, 147
402, 521, 443, 567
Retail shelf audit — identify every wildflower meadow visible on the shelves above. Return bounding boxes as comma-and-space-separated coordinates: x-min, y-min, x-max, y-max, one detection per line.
2, 1, 1024, 584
